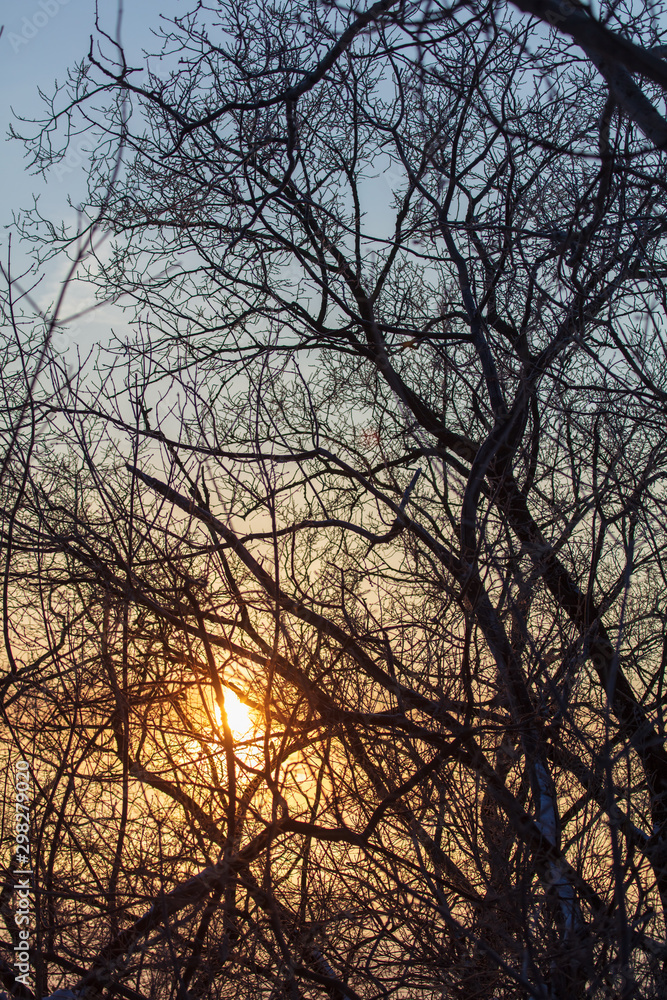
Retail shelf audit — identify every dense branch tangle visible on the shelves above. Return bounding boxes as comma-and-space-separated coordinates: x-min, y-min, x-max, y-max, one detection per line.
3, 1, 667, 998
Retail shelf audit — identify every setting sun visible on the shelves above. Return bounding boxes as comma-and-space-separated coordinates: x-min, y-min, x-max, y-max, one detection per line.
214, 687, 254, 738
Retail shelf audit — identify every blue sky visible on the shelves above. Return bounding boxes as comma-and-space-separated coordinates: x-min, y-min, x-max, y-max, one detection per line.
0, 0, 182, 348
0, 0, 399, 355
1, 0, 182, 230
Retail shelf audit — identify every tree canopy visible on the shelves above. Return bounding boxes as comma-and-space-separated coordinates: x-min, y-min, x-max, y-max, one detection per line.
3, 1, 667, 998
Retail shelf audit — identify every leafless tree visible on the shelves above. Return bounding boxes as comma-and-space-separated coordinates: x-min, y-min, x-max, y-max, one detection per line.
3, 1, 667, 998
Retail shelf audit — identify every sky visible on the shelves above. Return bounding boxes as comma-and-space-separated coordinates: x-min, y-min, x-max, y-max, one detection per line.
0, 0, 401, 360
1, 0, 182, 229
0, 0, 644, 361
0, 0, 184, 354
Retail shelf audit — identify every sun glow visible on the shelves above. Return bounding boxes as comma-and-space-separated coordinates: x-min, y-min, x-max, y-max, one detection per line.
214, 687, 254, 738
